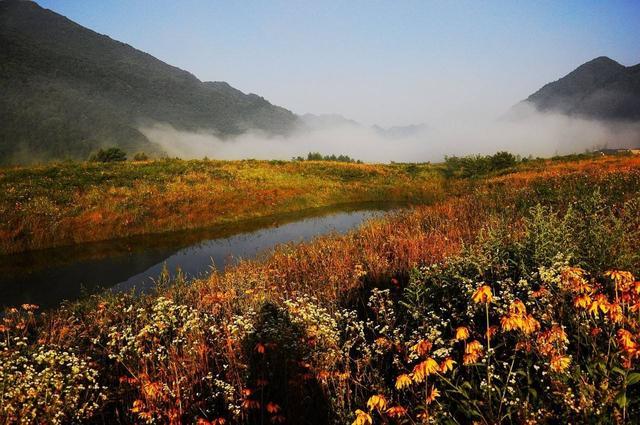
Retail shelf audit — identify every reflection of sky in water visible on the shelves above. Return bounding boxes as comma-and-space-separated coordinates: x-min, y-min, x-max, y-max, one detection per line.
0, 209, 383, 309
113, 210, 380, 292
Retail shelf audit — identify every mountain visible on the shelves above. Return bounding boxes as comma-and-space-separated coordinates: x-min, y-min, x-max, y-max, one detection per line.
300, 113, 428, 141
0, 0, 298, 164
522, 56, 640, 121
373, 123, 429, 139
299, 113, 360, 130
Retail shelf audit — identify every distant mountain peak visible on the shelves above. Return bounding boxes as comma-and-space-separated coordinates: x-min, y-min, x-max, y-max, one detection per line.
520, 56, 640, 121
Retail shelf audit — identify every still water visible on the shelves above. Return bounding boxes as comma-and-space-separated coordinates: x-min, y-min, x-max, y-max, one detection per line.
0, 203, 398, 309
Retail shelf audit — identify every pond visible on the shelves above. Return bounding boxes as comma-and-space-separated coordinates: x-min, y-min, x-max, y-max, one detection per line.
0, 203, 401, 309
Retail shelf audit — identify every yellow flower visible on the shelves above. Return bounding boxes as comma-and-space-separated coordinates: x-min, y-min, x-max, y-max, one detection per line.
573, 294, 592, 309
463, 340, 484, 365
412, 358, 439, 383
395, 374, 412, 390
608, 303, 624, 324
466, 340, 483, 353
550, 355, 571, 373
374, 337, 392, 350
617, 329, 637, 352
509, 299, 526, 315
454, 326, 470, 341
472, 285, 493, 304
606, 270, 634, 285
426, 386, 440, 404
500, 314, 519, 332
386, 405, 407, 417
588, 294, 610, 316
439, 357, 456, 373
411, 339, 432, 357
352, 409, 372, 425
366, 394, 387, 411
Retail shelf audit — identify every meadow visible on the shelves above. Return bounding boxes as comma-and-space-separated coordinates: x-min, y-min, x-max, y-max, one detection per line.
1, 154, 640, 424
0, 159, 449, 255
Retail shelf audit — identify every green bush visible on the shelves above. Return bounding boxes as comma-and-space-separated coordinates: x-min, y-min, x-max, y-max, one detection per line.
132, 152, 149, 161
444, 151, 520, 178
89, 147, 127, 163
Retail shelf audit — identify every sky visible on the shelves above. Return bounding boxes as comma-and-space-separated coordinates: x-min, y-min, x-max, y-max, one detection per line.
38, 0, 640, 127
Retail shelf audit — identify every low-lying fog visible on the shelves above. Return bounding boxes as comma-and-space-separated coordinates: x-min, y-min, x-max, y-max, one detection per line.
140, 103, 640, 163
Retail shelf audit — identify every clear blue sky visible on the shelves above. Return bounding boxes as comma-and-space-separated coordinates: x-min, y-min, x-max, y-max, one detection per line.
38, 0, 640, 126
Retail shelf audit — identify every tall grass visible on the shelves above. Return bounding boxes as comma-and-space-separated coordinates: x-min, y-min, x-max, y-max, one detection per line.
0, 159, 447, 255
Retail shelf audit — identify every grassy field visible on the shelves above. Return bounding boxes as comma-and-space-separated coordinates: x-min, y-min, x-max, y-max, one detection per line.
2, 155, 640, 424
0, 159, 453, 255
0, 153, 630, 255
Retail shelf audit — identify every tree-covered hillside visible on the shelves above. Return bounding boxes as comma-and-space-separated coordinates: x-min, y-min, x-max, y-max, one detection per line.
523, 56, 640, 121
0, 0, 298, 164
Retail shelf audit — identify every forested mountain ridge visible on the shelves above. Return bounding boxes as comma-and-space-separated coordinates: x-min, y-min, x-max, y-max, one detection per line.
0, 0, 298, 164
523, 56, 640, 121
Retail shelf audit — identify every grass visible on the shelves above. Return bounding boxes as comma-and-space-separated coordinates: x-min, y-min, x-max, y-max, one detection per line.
2, 154, 636, 256
0, 159, 451, 255
2, 154, 640, 424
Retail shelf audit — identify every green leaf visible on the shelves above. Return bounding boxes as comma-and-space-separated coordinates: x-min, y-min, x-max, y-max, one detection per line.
615, 391, 628, 408
528, 388, 538, 400
611, 367, 626, 376
626, 372, 640, 385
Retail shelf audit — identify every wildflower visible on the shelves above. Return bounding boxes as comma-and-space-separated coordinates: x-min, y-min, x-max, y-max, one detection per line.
374, 337, 392, 350
21, 303, 39, 311
589, 294, 610, 316
464, 340, 483, 365
550, 355, 571, 373
131, 399, 145, 414
608, 303, 624, 324
574, 294, 592, 309
439, 357, 456, 373
455, 326, 470, 340
606, 270, 634, 288
242, 399, 261, 410
531, 286, 549, 298
255, 342, 266, 354
472, 285, 493, 304
522, 315, 541, 334
352, 409, 372, 425
266, 402, 281, 414
486, 325, 499, 338
316, 370, 331, 381
395, 374, 412, 390
366, 394, 387, 411
412, 358, 439, 382
617, 329, 637, 353
510, 299, 526, 315
411, 339, 432, 356
562, 267, 590, 292
426, 386, 440, 404
386, 405, 407, 417
142, 381, 162, 400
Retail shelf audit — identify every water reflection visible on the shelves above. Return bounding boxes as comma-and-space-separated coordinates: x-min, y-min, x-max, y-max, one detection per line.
0, 203, 399, 309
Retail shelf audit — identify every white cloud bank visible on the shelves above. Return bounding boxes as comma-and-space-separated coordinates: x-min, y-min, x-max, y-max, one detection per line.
140, 104, 640, 163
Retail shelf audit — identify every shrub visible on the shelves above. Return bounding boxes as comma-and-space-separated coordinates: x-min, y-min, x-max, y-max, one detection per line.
444, 150, 520, 178
133, 152, 149, 161
89, 147, 127, 162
